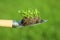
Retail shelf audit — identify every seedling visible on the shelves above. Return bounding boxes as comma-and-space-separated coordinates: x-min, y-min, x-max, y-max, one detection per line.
18, 9, 47, 26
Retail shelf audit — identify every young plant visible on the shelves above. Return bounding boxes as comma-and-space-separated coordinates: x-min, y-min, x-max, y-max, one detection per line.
22, 10, 28, 18
28, 10, 34, 18
33, 9, 40, 17
34, 9, 38, 17
20, 9, 40, 18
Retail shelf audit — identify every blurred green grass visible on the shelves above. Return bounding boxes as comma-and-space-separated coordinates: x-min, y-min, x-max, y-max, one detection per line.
0, 0, 60, 40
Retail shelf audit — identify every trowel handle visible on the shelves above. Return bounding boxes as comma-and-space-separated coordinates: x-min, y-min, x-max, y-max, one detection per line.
0, 20, 13, 27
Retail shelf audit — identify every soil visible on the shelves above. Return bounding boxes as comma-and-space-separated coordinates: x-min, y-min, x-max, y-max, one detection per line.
21, 17, 41, 26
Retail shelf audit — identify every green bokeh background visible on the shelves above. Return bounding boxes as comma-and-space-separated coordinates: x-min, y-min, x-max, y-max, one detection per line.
0, 0, 60, 40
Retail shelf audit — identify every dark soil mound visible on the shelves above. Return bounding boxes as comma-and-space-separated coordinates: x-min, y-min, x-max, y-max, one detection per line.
21, 17, 41, 26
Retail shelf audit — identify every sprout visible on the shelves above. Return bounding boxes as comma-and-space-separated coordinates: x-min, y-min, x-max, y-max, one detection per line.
28, 10, 33, 18
27, 10, 31, 18
18, 10, 21, 13
22, 10, 28, 18
19, 9, 40, 18
33, 9, 39, 17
